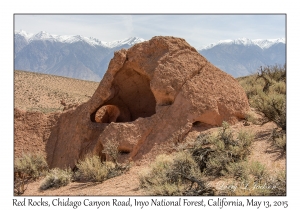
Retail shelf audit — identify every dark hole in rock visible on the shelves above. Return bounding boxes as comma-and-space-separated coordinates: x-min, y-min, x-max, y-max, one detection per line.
91, 67, 156, 123
119, 150, 130, 155
192, 121, 203, 127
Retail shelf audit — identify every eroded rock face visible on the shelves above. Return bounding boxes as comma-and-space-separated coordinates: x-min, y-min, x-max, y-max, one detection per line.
94, 105, 120, 123
47, 36, 250, 169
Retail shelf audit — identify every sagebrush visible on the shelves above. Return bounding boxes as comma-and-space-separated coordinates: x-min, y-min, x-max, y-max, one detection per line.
40, 168, 73, 190
14, 153, 48, 195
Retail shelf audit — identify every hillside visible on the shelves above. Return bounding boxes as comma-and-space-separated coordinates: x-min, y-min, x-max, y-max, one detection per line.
14, 70, 99, 113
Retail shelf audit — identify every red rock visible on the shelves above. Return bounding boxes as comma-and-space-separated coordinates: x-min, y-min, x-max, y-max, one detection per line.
46, 36, 250, 169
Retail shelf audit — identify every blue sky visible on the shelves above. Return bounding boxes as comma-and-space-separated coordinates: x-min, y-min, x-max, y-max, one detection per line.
14, 14, 286, 49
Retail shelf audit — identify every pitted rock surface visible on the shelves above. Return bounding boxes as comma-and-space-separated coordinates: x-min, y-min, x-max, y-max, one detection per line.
46, 36, 250, 169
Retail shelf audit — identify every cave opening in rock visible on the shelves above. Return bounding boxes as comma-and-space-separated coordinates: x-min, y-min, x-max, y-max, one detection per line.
91, 67, 157, 123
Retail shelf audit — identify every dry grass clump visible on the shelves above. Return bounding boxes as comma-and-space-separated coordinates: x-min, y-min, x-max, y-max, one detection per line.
74, 154, 130, 183
14, 153, 48, 179
102, 139, 120, 164
14, 153, 48, 195
74, 138, 131, 182
15, 145, 131, 194
244, 111, 259, 124
249, 161, 268, 182
40, 168, 73, 190
74, 155, 111, 182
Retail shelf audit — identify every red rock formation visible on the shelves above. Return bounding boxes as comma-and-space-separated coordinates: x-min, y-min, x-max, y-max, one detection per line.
14, 108, 59, 158
95, 105, 120, 123
46, 36, 250, 169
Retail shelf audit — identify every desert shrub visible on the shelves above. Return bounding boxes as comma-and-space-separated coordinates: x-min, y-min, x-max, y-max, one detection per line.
14, 153, 48, 195
267, 171, 286, 196
223, 161, 249, 180
14, 153, 48, 179
251, 92, 286, 130
140, 122, 259, 196
74, 155, 109, 182
195, 122, 253, 177
239, 64, 286, 131
139, 153, 213, 196
233, 130, 253, 159
258, 64, 286, 83
204, 151, 231, 176
249, 161, 268, 182
102, 139, 119, 164
271, 80, 286, 95
238, 75, 264, 99
139, 154, 180, 195
239, 64, 286, 156
271, 130, 286, 152
245, 112, 259, 124
74, 154, 129, 182
40, 168, 72, 190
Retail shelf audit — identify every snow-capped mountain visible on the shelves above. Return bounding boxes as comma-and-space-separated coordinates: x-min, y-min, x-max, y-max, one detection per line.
198, 38, 286, 77
199, 38, 285, 50
14, 31, 145, 81
16, 30, 146, 47
14, 31, 285, 81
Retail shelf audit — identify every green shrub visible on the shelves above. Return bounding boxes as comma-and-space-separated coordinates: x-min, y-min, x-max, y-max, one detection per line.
40, 168, 72, 190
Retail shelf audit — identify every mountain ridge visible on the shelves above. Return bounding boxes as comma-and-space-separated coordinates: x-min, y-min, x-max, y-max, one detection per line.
198, 39, 286, 77
198, 37, 285, 50
14, 31, 146, 81
15, 30, 146, 49
14, 30, 285, 80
